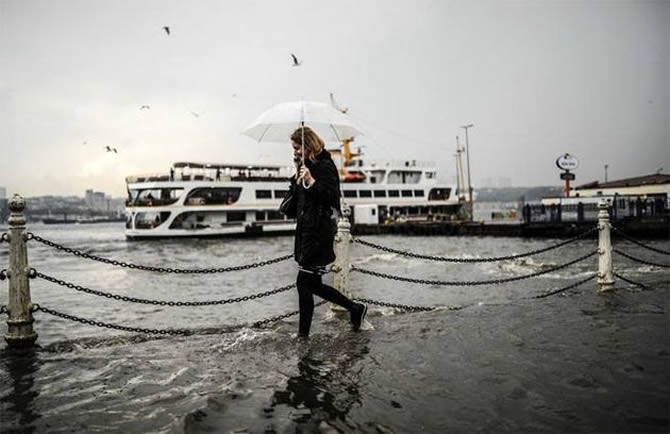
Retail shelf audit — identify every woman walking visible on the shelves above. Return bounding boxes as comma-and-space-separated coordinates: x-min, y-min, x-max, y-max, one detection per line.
281, 126, 367, 338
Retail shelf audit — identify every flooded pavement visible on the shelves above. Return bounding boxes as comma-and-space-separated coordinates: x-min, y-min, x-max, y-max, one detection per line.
1, 224, 669, 432
2, 286, 669, 433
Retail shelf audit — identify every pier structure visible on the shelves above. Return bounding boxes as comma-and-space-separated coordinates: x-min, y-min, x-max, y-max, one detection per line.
2, 194, 38, 347
2, 196, 669, 348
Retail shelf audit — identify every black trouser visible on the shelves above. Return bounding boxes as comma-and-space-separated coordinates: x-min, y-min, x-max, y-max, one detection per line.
296, 269, 355, 337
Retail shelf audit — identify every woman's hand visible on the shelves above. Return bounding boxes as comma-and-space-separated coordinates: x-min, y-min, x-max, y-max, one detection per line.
299, 166, 315, 187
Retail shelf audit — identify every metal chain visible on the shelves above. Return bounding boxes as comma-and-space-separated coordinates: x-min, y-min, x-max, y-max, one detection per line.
27, 232, 293, 273
0, 269, 6, 281
252, 301, 327, 328
352, 250, 598, 286
354, 227, 597, 263
0, 305, 7, 315
1, 232, 8, 243
613, 272, 649, 290
32, 303, 331, 336
613, 249, 670, 269
531, 274, 596, 299
35, 270, 295, 306
351, 297, 463, 312
612, 227, 670, 255
32, 304, 192, 335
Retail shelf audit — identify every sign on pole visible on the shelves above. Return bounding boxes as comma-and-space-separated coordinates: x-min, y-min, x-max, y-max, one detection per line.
556, 153, 579, 171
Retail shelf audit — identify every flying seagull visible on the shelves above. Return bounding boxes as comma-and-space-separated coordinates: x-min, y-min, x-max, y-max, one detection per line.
291, 53, 301, 67
139, 105, 151, 110
105, 146, 118, 153
163, 26, 170, 35
190, 111, 200, 118
329, 92, 349, 114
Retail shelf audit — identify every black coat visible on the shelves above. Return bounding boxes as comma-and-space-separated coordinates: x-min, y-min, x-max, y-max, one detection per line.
282, 150, 341, 267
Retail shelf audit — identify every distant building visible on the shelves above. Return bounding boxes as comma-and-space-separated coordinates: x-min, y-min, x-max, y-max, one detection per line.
573, 173, 670, 199
85, 189, 109, 211
530, 173, 670, 224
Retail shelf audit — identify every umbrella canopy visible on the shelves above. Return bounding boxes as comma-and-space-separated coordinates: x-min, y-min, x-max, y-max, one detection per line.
242, 100, 363, 143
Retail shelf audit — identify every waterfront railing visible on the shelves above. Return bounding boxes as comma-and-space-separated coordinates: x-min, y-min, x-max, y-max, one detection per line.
1, 195, 668, 348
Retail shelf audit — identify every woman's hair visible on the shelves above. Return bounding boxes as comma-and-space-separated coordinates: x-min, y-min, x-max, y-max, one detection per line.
291, 126, 325, 162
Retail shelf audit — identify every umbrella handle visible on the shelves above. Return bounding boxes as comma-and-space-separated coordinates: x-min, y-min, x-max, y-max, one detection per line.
300, 120, 305, 166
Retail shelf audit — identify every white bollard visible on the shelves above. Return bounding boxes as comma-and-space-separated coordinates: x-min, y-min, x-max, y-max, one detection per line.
597, 200, 615, 292
331, 206, 353, 312
5, 194, 38, 347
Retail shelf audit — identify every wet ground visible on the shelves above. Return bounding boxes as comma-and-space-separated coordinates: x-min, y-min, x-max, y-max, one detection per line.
1, 224, 668, 432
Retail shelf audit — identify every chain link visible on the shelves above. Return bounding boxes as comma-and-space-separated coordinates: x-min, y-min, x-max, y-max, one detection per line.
252, 301, 327, 328
0, 269, 6, 281
27, 233, 293, 273
612, 227, 670, 255
33, 304, 193, 335
352, 250, 597, 286
0, 305, 7, 315
1, 232, 8, 243
613, 272, 649, 290
36, 270, 295, 306
531, 274, 596, 299
613, 249, 670, 269
354, 227, 597, 263
351, 297, 459, 312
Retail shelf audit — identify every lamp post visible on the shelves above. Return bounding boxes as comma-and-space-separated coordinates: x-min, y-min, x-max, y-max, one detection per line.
461, 123, 474, 221
604, 164, 608, 183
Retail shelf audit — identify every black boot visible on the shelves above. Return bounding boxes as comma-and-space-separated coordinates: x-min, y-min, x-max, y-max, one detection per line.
350, 302, 368, 332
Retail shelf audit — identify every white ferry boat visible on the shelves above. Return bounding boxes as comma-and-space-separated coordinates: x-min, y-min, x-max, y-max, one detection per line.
124, 141, 464, 239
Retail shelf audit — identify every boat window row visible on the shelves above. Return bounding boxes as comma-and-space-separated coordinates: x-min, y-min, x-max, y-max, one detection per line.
255, 190, 289, 200
251, 188, 451, 200
128, 188, 184, 206
184, 187, 242, 205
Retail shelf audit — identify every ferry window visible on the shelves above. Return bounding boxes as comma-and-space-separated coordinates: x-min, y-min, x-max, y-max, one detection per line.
267, 211, 285, 220
388, 190, 399, 197
343, 190, 357, 198
255, 190, 272, 199
186, 187, 241, 205
387, 171, 421, 184
428, 188, 451, 200
268, 211, 286, 220
425, 171, 435, 179
256, 211, 266, 221
359, 190, 372, 198
414, 190, 424, 197
374, 190, 387, 198
132, 188, 182, 206
371, 170, 386, 183
274, 190, 289, 199
401, 190, 413, 197
135, 212, 170, 229
227, 211, 246, 222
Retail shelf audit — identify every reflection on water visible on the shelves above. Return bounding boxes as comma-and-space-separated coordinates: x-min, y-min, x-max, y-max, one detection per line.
270, 335, 369, 432
183, 332, 371, 433
0, 348, 41, 433
0, 223, 668, 433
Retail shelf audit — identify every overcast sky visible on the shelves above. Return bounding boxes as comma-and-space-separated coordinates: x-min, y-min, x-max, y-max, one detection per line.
1, 0, 668, 198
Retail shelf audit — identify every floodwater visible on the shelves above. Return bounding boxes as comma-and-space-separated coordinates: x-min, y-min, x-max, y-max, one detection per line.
1, 222, 668, 433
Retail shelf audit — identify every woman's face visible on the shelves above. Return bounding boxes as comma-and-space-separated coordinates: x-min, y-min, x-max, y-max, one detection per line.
291, 141, 302, 161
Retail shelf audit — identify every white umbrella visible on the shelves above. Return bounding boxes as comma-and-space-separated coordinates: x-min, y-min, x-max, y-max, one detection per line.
242, 100, 363, 144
